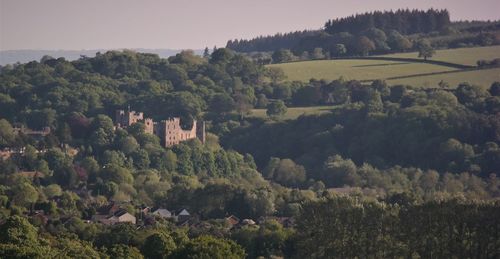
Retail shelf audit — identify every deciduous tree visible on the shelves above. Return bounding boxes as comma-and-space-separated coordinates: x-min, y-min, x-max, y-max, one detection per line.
417, 39, 435, 60
266, 101, 287, 119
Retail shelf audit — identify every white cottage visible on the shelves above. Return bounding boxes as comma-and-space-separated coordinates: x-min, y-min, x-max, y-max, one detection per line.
151, 208, 172, 219
106, 210, 136, 225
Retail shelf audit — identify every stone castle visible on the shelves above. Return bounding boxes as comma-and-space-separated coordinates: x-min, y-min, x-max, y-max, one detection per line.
115, 110, 205, 147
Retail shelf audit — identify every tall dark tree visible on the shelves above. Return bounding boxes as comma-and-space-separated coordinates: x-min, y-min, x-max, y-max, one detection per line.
203, 47, 210, 59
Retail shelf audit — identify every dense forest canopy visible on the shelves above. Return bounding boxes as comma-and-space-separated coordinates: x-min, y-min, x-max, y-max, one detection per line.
324, 9, 451, 35
226, 30, 319, 53
0, 8, 500, 257
0, 49, 267, 127
0, 48, 499, 205
226, 9, 500, 60
223, 80, 500, 195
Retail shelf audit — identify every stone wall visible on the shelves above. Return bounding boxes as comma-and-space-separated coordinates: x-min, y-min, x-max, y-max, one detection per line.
115, 110, 204, 147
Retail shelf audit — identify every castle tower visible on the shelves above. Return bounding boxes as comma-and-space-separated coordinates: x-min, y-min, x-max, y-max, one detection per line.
159, 118, 182, 147
115, 110, 126, 127
115, 109, 206, 147
127, 111, 143, 125
144, 118, 154, 135
115, 110, 144, 128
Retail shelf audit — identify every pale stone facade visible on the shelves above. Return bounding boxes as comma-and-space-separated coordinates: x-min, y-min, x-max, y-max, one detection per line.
115, 110, 205, 147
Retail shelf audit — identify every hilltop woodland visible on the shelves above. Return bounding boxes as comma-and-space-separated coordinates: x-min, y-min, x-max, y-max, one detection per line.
227, 9, 500, 63
0, 44, 499, 257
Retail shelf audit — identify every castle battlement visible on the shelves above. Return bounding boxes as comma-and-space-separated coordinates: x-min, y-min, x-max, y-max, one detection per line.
115, 110, 205, 147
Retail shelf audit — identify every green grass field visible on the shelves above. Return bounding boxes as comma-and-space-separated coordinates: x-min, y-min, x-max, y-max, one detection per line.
268, 59, 456, 82
269, 46, 500, 88
250, 106, 336, 120
387, 67, 500, 87
378, 45, 500, 66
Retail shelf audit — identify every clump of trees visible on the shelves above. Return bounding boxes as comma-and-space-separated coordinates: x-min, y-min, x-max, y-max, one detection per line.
417, 39, 436, 60
324, 9, 451, 35
294, 196, 500, 258
0, 215, 246, 258
265, 28, 414, 63
223, 81, 500, 199
227, 9, 500, 62
1, 45, 499, 258
0, 49, 277, 127
266, 100, 287, 119
477, 58, 500, 68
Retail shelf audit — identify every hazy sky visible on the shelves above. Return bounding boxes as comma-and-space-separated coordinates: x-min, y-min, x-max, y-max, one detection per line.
1, 0, 499, 51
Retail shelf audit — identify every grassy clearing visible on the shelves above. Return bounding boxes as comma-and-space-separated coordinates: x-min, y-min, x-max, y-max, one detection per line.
378, 45, 500, 66
269, 46, 500, 88
268, 59, 456, 82
387, 67, 500, 88
250, 106, 336, 120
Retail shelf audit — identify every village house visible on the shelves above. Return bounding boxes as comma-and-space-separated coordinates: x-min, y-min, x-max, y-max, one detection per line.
91, 203, 136, 225
13, 126, 51, 140
175, 208, 191, 223
241, 219, 256, 226
151, 208, 172, 219
0, 147, 29, 160
106, 209, 136, 225
0, 149, 12, 160
225, 215, 240, 227
1, 145, 59, 161
140, 206, 150, 215
115, 109, 205, 147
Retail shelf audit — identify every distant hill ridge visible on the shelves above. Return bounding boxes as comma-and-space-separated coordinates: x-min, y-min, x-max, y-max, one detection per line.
226, 9, 499, 55
0, 48, 203, 66
227, 9, 451, 53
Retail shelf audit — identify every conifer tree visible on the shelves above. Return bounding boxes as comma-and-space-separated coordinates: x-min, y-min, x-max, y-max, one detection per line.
203, 47, 210, 58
